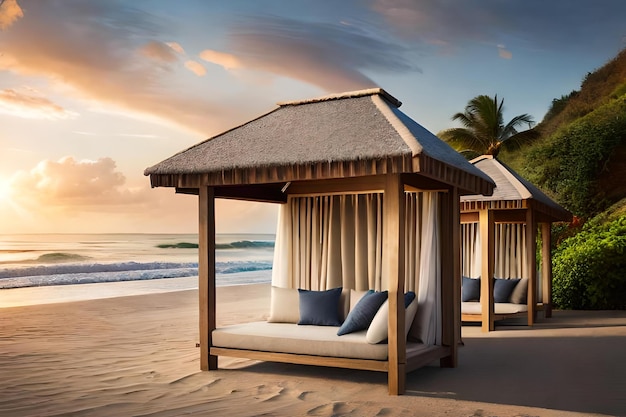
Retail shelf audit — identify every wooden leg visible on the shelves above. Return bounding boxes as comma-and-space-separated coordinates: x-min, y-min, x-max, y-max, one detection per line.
388, 364, 406, 395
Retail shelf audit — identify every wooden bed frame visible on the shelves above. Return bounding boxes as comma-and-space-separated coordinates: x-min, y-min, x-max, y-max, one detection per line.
210, 345, 451, 374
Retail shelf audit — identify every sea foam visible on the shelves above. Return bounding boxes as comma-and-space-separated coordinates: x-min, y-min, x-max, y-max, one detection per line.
0, 260, 273, 289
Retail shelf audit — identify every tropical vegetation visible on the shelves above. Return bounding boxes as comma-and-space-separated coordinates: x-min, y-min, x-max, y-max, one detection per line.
498, 48, 626, 310
438, 94, 539, 159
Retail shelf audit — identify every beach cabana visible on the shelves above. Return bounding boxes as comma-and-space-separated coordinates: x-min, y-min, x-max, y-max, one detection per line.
460, 155, 572, 331
144, 88, 494, 395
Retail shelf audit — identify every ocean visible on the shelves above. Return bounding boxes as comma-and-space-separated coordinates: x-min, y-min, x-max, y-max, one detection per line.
0, 233, 275, 289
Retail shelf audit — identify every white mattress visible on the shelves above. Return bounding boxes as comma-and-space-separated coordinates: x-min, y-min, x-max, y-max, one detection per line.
461, 302, 528, 315
212, 321, 390, 360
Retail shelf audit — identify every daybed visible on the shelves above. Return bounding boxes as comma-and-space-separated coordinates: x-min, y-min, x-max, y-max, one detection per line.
460, 276, 534, 323
212, 288, 445, 373
144, 88, 494, 394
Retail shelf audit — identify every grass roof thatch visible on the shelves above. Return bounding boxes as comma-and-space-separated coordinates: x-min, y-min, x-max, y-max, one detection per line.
145, 88, 494, 196
461, 155, 571, 221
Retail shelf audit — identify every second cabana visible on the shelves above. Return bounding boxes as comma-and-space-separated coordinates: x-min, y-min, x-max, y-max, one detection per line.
460, 155, 572, 331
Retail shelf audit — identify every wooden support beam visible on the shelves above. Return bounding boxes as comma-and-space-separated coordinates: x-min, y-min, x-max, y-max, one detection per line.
199, 187, 217, 370
460, 211, 479, 224
384, 174, 406, 396
440, 187, 460, 368
479, 209, 495, 332
286, 175, 385, 196
541, 222, 553, 318
526, 210, 537, 326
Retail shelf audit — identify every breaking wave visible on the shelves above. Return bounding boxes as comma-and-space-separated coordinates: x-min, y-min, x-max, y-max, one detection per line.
0, 260, 273, 289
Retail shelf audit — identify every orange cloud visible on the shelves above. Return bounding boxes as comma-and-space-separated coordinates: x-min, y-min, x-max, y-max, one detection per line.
166, 42, 185, 55
184, 60, 206, 76
0, 0, 244, 136
199, 49, 243, 70
0, 2, 419, 138
0, 88, 78, 120
0, 156, 278, 234
0, 0, 23, 30
9, 156, 148, 210
139, 40, 179, 63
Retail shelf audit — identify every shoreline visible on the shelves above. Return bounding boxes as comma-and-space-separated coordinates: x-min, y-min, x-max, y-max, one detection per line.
0, 270, 271, 308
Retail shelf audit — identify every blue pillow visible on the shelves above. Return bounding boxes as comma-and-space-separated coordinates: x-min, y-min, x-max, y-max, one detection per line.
337, 290, 388, 336
462, 276, 480, 302
405, 291, 416, 307
298, 287, 343, 326
494, 278, 521, 303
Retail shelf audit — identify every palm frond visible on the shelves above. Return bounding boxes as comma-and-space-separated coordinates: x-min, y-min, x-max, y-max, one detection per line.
501, 128, 541, 151
438, 127, 489, 154
444, 93, 538, 158
502, 113, 536, 139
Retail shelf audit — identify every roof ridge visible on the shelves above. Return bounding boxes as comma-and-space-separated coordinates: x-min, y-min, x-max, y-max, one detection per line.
370, 94, 422, 156
490, 159, 533, 199
277, 88, 402, 108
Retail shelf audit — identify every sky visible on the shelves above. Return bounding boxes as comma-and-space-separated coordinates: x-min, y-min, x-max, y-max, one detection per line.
0, 0, 625, 235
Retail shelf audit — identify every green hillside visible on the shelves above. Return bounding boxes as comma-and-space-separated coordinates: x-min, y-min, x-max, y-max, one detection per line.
502, 48, 626, 220
499, 48, 626, 310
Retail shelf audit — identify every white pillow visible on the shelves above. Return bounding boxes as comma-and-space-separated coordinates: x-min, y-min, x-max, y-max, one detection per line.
267, 286, 300, 323
366, 298, 419, 344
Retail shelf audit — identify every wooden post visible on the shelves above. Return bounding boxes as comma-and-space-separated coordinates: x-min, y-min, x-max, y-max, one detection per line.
440, 187, 459, 367
526, 210, 537, 326
479, 209, 495, 332
199, 187, 217, 370
384, 174, 405, 395
542, 222, 553, 318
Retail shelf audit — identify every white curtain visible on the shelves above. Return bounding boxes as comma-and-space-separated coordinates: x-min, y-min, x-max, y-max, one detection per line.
460, 222, 528, 279
494, 224, 527, 279
272, 191, 441, 345
272, 194, 384, 291
461, 223, 481, 278
407, 192, 441, 345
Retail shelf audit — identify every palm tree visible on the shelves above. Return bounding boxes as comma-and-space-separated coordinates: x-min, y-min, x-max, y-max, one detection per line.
438, 95, 539, 159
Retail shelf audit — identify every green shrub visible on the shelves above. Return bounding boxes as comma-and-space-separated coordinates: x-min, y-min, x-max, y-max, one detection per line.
552, 216, 626, 309
524, 95, 626, 217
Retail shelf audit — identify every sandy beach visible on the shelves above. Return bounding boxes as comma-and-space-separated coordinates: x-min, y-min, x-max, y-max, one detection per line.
1, 280, 625, 417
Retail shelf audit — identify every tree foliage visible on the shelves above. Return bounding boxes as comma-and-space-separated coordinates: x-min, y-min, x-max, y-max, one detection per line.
523, 95, 626, 217
439, 95, 539, 158
552, 216, 626, 309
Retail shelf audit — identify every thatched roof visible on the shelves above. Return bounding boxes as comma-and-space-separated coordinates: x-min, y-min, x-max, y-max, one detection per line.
145, 88, 494, 197
461, 155, 571, 222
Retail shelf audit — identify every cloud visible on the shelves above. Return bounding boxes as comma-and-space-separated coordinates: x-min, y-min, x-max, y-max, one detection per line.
1, 156, 278, 233
199, 49, 243, 70
0, 88, 78, 120
0, 0, 240, 136
0, 1, 419, 136
371, 0, 626, 54
498, 44, 512, 59
371, 0, 508, 52
9, 156, 148, 209
212, 15, 419, 92
139, 40, 179, 63
0, 0, 23, 30
184, 60, 206, 76
166, 41, 185, 55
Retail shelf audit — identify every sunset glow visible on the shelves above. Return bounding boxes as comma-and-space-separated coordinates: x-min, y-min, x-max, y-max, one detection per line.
1, 0, 625, 234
